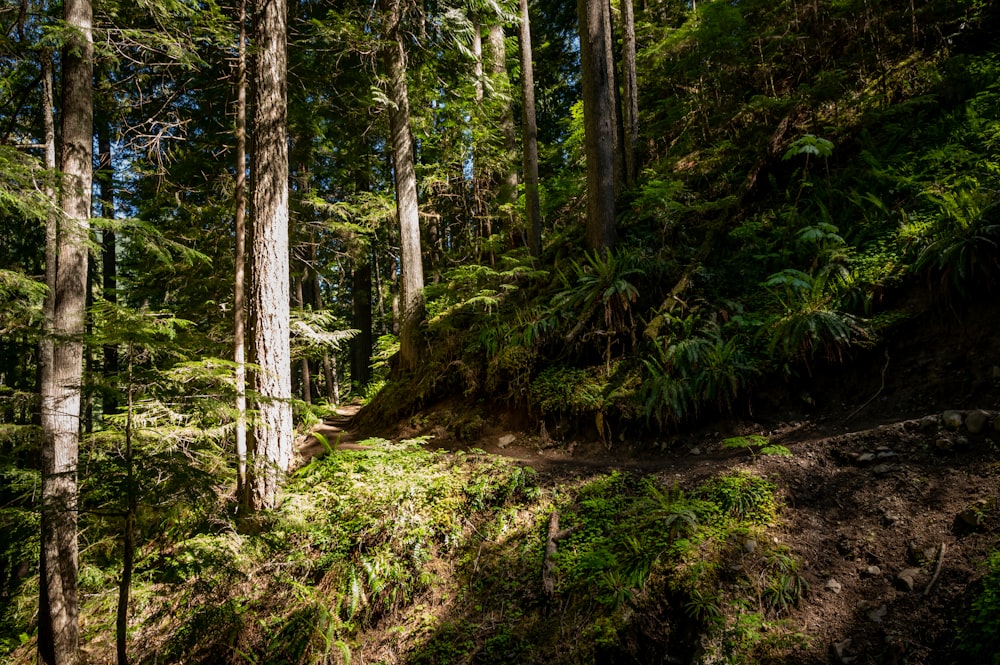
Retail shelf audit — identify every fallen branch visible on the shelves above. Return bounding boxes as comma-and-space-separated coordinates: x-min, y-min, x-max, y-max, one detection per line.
843, 349, 890, 424
923, 542, 947, 597
542, 511, 578, 596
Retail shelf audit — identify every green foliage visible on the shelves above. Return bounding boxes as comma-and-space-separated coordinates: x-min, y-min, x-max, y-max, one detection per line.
956, 550, 1000, 665
642, 311, 757, 426
723, 435, 792, 459
697, 472, 777, 524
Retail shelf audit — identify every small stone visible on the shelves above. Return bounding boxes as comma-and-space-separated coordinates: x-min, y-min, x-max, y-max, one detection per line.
824, 578, 843, 594
873, 463, 895, 474
690, 446, 701, 456
883, 513, 901, 526
956, 436, 970, 448
934, 437, 954, 453
877, 451, 898, 459
921, 415, 940, 429
943, 410, 965, 430
862, 565, 882, 578
867, 604, 888, 623
832, 638, 855, 664
743, 539, 758, 554
896, 568, 920, 592
903, 419, 920, 431
858, 452, 876, 463
497, 434, 516, 448
957, 507, 986, 529
967, 410, 991, 435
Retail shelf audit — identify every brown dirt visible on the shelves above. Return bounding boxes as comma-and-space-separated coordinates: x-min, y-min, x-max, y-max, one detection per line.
300, 296, 1000, 664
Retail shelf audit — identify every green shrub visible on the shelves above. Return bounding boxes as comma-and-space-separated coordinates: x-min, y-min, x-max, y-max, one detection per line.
956, 550, 1000, 665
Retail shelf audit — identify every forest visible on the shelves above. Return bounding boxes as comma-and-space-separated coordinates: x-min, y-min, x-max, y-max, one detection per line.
2, 0, 1000, 663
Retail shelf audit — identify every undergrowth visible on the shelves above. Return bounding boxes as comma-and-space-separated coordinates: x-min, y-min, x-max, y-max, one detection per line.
2, 439, 806, 665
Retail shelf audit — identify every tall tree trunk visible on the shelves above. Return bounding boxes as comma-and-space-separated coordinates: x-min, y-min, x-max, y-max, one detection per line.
234, 0, 249, 504
39, 0, 93, 660
382, 0, 424, 373
488, 24, 518, 217
603, 0, 625, 194
620, 0, 639, 188
295, 274, 312, 404
115, 352, 136, 665
578, 0, 617, 254
247, 0, 292, 510
518, 0, 542, 258
312, 270, 337, 403
97, 101, 118, 418
351, 260, 372, 392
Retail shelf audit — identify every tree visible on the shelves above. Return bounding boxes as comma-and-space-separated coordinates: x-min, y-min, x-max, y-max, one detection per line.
488, 22, 520, 223
382, 0, 424, 373
38, 0, 92, 661
577, 0, 616, 253
518, 0, 542, 258
620, 0, 638, 188
234, 0, 249, 502
247, 0, 293, 510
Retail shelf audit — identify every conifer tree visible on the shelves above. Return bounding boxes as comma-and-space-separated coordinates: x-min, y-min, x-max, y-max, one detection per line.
38, 0, 92, 661
247, 0, 293, 510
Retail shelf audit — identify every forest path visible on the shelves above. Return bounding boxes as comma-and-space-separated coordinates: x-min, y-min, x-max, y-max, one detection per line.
296, 402, 365, 464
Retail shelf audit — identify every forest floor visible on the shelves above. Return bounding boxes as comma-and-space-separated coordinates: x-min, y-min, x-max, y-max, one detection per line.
301, 298, 1000, 664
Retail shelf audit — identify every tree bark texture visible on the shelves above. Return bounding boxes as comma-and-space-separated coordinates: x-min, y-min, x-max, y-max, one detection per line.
578, 0, 617, 254
248, 0, 293, 510
487, 24, 518, 220
383, 0, 424, 372
518, 0, 542, 258
620, 0, 639, 187
234, 0, 249, 503
351, 260, 372, 392
39, 0, 92, 661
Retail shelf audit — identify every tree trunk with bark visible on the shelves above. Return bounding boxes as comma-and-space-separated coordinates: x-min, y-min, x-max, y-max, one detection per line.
234, 0, 249, 503
97, 96, 118, 418
382, 0, 424, 373
518, 0, 542, 258
621, 0, 639, 188
39, 0, 92, 661
247, 0, 293, 510
487, 23, 518, 240
577, 0, 617, 254
351, 259, 372, 392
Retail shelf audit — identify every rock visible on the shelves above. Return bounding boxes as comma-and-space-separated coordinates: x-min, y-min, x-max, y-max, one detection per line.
877, 451, 898, 460
690, 446, 701, 456
957, 503, 988, 529
832, 638, 855, 664
943, 410, 965, 430
867, 604, 887, 623
858, 452, 876, 463
497, 434, 516, 448
743, 539, 758, 554
824, 578, 843, 594
955, 436, 970, 448
934, 437, 954, 453
895, 568, 920, 592
920, 415, 940, 430
873, 463, 895, 474
882, 513, 901, 527
862, 565, 882, 578
966, 410, 991, 435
